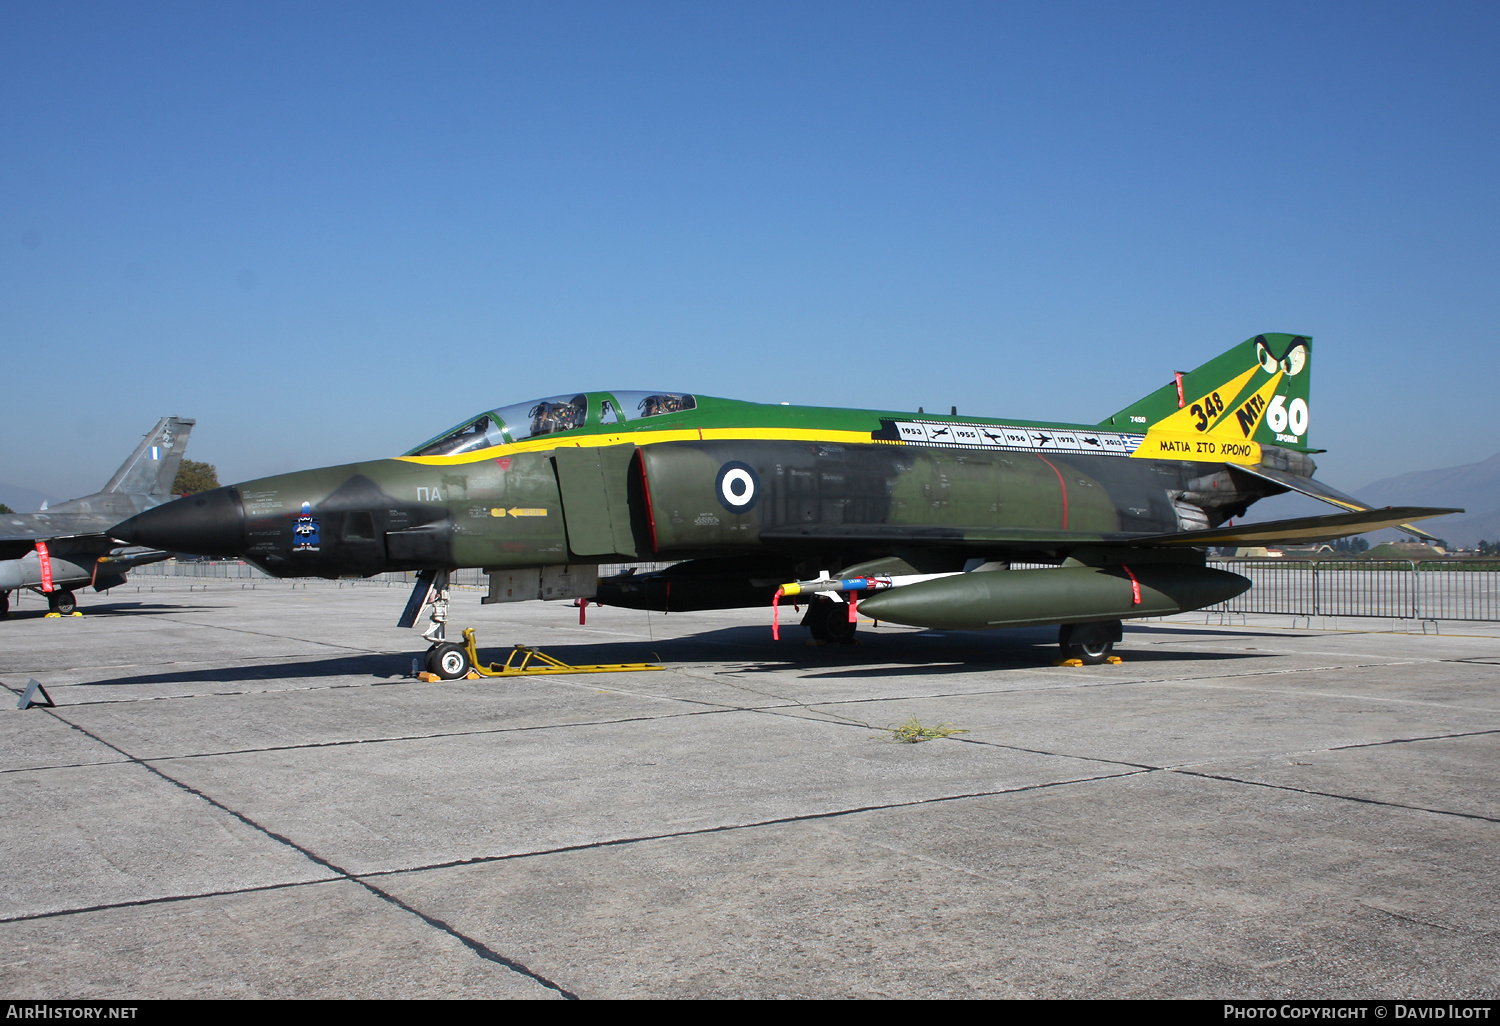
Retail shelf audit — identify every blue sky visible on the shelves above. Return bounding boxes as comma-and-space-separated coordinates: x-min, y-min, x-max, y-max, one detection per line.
3, 1, 1497, 501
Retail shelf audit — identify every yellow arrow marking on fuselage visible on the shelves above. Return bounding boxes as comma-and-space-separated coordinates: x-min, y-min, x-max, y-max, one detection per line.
491, 507, 548, 517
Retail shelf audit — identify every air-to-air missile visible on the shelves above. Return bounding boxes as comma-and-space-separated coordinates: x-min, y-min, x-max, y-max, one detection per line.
112, 334, 1458, 675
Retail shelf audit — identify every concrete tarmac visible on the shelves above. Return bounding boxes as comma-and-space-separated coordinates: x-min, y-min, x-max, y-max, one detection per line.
2, 580, 1499, 999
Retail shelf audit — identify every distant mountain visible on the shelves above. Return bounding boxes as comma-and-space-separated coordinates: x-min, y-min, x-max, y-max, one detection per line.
1228, 452, 1500, 549
1354, 452, 1500, 548
0, 482, 60, 514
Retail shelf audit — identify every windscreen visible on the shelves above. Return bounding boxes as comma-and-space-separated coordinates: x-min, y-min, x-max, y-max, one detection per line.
406, 391, 694, 455
406, 413, 505, 457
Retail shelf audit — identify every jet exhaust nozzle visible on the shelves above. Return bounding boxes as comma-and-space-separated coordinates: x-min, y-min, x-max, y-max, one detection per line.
112, 486, 246, 558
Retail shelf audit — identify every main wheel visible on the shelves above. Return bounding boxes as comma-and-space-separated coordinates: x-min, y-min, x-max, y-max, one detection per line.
1059, 621, 1121, 665
802, 596, 856, 644
0, 591, 9, 617
48, 590, 77, 615
425, 642, 472, 680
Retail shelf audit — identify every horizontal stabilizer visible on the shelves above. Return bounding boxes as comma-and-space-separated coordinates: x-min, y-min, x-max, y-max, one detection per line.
1140, 506, 1463, 547
1233, 464, 1444, 541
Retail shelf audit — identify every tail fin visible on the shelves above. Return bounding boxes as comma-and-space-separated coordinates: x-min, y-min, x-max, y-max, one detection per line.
102, 417, 196, 499
1102, 333, 1313, 462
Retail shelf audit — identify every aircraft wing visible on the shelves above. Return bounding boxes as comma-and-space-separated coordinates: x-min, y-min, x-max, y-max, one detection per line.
1133, 506, 1464, 547
761, 505, 1462, 551
1232, 464, 1447, 541
0, 511, 122, 546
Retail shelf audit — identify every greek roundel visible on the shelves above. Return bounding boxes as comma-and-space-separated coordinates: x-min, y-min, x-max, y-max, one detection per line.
715, 461, 760, 513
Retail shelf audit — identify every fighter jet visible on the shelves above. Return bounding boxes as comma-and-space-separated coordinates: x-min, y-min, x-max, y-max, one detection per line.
1, 417, 195, 616
112, 336, 1456, 676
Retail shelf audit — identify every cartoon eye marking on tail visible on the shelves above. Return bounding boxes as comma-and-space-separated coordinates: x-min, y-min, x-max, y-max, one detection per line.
1281, 341, 1307, 376
1256, 336, 1308, 377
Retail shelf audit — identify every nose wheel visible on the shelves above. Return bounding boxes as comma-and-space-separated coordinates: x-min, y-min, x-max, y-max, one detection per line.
425, 641, 473, 680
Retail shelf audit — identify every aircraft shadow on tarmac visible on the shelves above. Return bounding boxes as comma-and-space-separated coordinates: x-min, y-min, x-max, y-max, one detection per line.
63, 625, 1273, 690
481, 623, 1273, 678
3, 601, 221, 621
71, 653, 411, 689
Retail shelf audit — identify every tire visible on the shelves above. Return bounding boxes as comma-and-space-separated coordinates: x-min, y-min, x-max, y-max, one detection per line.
1059, 621, 1120, 665
48, 590, 77, 615
825, 605, 857, 644
0, 591, 9, 617
425, 642, 471, 680
802, 597, 857, 644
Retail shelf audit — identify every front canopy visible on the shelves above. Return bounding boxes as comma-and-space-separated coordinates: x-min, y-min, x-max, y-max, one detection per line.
404, 391, 698, 457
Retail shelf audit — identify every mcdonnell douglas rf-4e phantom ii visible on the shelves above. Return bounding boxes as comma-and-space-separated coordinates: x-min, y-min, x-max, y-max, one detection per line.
113, 334, 1457, 676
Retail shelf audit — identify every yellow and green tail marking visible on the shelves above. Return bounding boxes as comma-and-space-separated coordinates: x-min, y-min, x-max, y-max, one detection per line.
1103, 333, 1313, 464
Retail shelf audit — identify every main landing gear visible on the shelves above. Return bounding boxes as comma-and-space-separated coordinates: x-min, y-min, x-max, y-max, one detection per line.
1058, 620, 1123, 665
47, 590, 77, 615
802, 595, 857, 645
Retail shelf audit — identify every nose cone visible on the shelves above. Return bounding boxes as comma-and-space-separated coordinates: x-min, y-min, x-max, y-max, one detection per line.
113, 486, 246, 557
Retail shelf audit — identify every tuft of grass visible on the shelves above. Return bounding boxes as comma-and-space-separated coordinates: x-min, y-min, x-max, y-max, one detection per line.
877, 717, 969, 743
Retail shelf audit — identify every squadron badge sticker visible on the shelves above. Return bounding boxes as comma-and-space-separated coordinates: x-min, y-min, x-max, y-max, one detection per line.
293, 502, 321, 552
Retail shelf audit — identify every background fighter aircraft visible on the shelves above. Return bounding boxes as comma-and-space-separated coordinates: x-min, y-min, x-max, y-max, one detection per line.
1, 417, 194, 616
113, 336, 1456, 675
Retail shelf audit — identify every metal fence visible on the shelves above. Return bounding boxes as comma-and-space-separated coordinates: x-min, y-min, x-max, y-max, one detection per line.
128, 558, 1500, 622
129, 560, 669, 590
1208, 559, 1500, 622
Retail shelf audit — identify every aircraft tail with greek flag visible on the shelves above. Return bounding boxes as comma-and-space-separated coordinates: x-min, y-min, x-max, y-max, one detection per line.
1102, 333, 1313, 465
101, 416, 196, 499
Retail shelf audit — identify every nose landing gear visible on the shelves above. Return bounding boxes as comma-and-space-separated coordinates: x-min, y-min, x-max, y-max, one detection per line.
424, 640, 472, 680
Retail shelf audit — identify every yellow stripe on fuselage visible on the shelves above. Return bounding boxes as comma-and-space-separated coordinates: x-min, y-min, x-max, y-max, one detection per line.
395, 426, 887, 466
398, 421, 1273, 469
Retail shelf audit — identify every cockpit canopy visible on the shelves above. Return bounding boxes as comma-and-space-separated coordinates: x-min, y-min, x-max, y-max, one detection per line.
406, 391, 698, 457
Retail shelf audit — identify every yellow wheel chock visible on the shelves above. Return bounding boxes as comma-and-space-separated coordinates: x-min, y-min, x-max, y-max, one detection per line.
460, 628, 664, 677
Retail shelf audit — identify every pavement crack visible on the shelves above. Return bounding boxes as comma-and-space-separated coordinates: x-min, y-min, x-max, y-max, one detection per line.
30, 705, 578, 998
357, 768, 1151, 880
0, 880, 332, 925
1358, 903, 1468, 935
132, 707, 734, 762
1170, 769, 1500, 825
149, 615, 377, 653
1327, 727, 1500, 751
